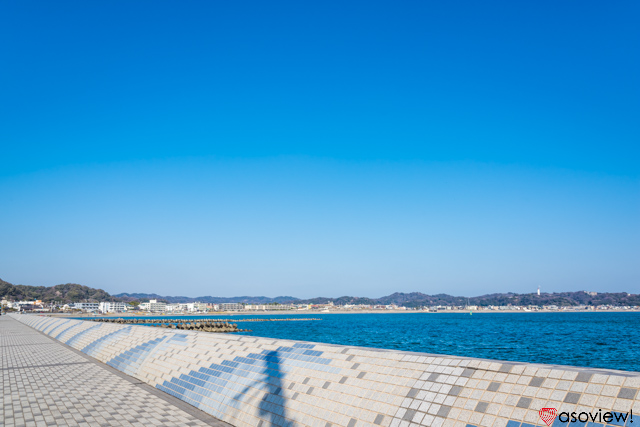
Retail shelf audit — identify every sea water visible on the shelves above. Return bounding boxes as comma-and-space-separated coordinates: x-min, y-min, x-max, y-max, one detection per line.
114, 312, 640, 372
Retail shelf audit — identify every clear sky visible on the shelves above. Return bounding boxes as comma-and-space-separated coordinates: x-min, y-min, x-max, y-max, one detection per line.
1, 1, 638, 298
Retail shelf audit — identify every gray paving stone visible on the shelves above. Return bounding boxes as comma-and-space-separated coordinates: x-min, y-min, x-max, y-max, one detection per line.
529, 377, 545, 387
564, 392, 581, 404
487, 381, 501, 391
617, 388, 638, 399
428, 373, 441, 381
475, 402, 489, 413
449, 386, 462, 396
516, 397, 532, 408
575, 372, 593, 382
499, 364, 515, 373
437, 405, 452, 417
461, 368, 475, 377
403, 409, 417, 421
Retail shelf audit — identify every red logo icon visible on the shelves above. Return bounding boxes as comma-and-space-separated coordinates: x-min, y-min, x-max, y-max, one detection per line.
539, 408, 558, 426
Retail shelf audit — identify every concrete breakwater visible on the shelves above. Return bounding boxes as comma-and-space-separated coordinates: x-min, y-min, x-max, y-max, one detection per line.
11, 314, 640, 427
87, 318, 247, 333
90, 317, 321, 323
225, 318, 322, 322
155, 321, 248, 333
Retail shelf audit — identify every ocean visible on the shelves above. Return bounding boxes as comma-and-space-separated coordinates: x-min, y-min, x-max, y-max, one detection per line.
115, 312, 640, 372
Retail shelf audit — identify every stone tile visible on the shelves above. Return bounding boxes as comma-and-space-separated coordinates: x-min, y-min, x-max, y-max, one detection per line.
528, 377, 544, 388
617, 388, 638, 400
516, 397, 532, 409
575, 372, 593, 383
449, 386, 463, 396
564, 393, 581, 404
475, 402, 489, 413
462, 369, 475, 378
487, 381, 500, 391
429, 373, 442, 382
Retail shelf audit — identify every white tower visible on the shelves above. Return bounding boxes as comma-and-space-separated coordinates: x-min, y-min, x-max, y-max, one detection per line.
537, 286, 540, 296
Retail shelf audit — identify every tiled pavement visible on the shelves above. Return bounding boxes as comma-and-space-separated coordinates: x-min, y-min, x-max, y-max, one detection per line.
0, 316, 230, 426
9, 315, 640, 427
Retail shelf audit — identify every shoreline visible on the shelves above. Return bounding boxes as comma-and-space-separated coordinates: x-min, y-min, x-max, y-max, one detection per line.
57, 308, 640, 318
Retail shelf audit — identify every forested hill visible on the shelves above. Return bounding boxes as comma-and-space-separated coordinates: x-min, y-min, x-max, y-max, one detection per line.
0, 278, 117, 303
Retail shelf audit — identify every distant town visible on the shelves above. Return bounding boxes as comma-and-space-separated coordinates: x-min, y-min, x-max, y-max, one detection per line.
2, 278, 639, 314
3, 297, 639, 314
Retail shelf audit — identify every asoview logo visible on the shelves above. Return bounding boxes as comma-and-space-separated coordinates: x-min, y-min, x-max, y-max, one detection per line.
539, 408, 634, 426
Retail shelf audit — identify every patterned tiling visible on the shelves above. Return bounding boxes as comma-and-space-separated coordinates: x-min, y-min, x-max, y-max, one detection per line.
11, 315, 640, 427
0, 316, 226, 427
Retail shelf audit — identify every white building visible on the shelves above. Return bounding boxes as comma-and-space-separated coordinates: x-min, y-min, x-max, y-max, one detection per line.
165, 302, 208, 313
98, 302, 127, 313
219, 303, 243, 311
70, 302, 100, 312
140, 299, 167, 313
190, 302, 208, 312
166, 303, 182, 312
267, 304, 296, 311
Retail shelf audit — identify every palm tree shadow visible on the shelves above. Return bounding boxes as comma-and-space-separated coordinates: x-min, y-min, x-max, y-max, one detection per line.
233, 349, 291, 426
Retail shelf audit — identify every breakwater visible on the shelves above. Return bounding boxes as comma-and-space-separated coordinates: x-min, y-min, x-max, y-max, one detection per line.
11, 314, 640, 427
90, 317, 321, 323
87, 317, 247, 333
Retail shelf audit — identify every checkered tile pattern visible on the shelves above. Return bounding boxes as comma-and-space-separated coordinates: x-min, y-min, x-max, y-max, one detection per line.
1, 316, 224, 427
11, 315, 640, 427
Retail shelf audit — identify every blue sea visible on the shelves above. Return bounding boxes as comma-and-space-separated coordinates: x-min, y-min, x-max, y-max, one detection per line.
113, 312, 640, 372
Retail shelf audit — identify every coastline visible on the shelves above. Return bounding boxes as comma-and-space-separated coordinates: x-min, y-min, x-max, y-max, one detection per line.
58, 308, 640, 318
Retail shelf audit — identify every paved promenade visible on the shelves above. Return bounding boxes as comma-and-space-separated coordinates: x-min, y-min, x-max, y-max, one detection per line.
0, 316, 230, 427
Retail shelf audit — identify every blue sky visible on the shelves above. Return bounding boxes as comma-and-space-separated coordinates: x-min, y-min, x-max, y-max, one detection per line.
1, 1, 638, 298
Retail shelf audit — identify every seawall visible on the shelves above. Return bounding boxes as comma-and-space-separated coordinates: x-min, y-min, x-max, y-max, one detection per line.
11, 314, 639, 427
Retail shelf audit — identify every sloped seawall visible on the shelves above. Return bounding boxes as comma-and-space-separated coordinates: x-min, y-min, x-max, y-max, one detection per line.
11, 314, 639, 427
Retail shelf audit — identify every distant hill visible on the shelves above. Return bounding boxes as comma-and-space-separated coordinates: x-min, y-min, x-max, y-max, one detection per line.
2, 277, 638, 307
114, 293, 300, 304
114, 290, 639, 307
299, 291, 640, 308
0, 278, 118, 303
